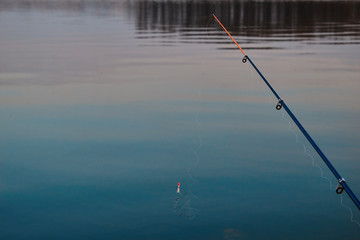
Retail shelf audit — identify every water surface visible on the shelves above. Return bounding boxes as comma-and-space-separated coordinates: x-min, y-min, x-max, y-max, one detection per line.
1, 1, 360, 239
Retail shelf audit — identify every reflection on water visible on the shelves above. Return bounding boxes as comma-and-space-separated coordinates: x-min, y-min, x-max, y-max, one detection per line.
2, 0, 360, 42
1, 1, 360, 240
133, 0, 360, 45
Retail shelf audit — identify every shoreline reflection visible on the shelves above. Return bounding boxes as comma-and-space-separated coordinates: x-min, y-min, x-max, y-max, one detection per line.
1, 0, 359, 43
133, 0, 360, 43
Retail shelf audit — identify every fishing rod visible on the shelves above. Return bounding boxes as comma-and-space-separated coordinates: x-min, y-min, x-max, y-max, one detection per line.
212, 14, 360, 211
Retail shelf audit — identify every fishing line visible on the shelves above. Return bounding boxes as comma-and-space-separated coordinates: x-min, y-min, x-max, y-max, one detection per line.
186, 89, 203, 218
212, 14, 360, 212
245, 48, 335, 192
271, 54, 360, 230
173, 90, 202, 220
204, 15, 360, 226
244, 45, 352, 221
245, 52, 333, 190
280, 110, 334, 191
245, 52, 335, 197
340, 194, 360, 227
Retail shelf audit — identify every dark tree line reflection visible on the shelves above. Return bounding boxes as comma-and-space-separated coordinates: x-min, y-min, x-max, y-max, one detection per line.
134, 0, 360, 38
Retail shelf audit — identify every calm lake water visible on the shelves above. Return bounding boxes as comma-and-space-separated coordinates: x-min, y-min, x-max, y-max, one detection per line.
1, 0, 360, 239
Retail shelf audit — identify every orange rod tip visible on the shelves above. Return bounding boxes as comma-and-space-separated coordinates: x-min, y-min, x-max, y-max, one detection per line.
212, 15, 246, 56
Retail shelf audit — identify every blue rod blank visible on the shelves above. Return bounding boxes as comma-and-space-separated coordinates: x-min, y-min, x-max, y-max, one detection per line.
246, 55, 360, 210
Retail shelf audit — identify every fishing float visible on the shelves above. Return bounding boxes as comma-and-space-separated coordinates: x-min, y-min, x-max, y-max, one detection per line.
212, 14, 360, 211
